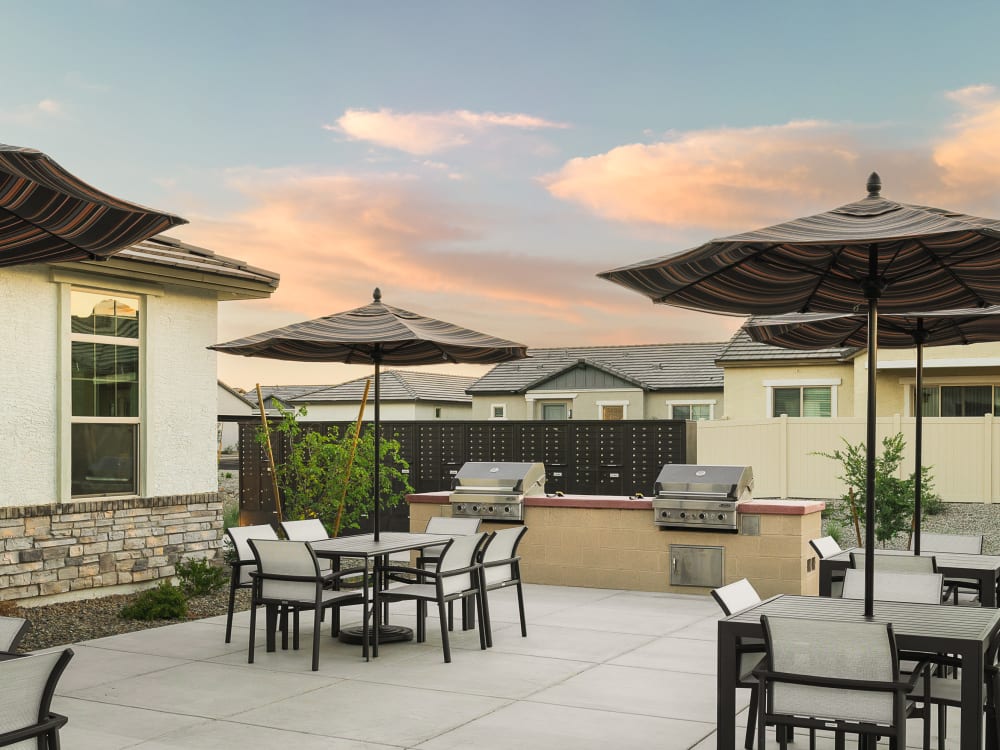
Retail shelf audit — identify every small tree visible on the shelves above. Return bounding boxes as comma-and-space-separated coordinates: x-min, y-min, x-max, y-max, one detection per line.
816, 432, 916, 546
259, 406, 412, 535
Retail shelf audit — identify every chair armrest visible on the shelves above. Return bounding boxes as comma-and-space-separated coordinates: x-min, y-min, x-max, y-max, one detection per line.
754, 666, 923, 694
382, 564, 438, 581
0, 713, 68, 746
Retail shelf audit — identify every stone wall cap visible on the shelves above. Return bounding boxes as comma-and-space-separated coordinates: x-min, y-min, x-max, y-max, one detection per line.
739, 499, 826, 515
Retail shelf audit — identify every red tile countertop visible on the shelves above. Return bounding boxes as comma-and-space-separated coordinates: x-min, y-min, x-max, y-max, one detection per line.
406, 492, 825, 514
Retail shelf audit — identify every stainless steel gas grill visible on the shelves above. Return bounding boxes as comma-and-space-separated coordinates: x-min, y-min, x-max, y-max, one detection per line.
652, 464, 753, 532
450, 461, 545, 522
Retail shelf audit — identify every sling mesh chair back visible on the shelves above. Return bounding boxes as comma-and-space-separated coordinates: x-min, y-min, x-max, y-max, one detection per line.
247, 538, 363, 671
223, 524, 279, 643
757, 615, 925, 750
850, 552, 937, 574
0, 648, 74, 749
711, 578, 764, 749
842, 570, 944, 605
0, 616, 29, 652
415, 516, 482, 567
478, 526, 529, 647
809, 536, 845, 596
381, 532, 488, 662
912, 532, 985, 605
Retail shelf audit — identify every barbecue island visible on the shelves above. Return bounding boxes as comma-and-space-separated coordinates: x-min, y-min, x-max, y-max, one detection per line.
407, 464, 824, 599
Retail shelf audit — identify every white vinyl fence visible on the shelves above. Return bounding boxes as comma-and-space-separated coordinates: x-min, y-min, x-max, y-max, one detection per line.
697, 415, 1000, 503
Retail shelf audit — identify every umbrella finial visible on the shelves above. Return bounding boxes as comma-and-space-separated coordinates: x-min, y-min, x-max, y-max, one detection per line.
866, 172, 882, 198
373, 287, 382, 303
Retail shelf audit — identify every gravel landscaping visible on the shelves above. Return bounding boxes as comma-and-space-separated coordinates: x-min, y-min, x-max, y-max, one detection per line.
8, 480, 1000, 652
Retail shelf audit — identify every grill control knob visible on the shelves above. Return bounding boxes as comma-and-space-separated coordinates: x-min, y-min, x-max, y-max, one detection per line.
487, 506, 496, 513
455, 504, 465, 513
471, 505, 480, 512
504, 506, 513, 514
698, 513, 706, 520
678, 511, 686, 519
718, 513, 726, 521
660, 510, 670, 518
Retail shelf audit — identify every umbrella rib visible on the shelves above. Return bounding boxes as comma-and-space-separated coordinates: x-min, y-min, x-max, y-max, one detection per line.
889, 238, 989, 307
795, 244, 854, 313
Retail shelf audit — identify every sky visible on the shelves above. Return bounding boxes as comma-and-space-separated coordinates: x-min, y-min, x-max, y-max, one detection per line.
7, 1, 1000, 389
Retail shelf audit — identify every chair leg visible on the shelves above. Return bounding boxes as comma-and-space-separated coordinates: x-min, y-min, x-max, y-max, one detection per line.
311, 607, 322, 671
474, 592, 487, 650
416, 600, 426, 642
515, 580, 527, 637
744, 687, 757, 749
225, 570, 239, 643
248, 596, 258, 664
265, 605, 277, 652
437, 597, 451, 663
481, 586, 494, 649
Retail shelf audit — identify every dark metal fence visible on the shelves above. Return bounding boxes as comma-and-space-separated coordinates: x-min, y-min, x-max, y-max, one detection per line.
237, 419, 696, 530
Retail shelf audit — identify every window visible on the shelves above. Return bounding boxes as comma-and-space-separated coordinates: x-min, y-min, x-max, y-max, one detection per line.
434, 407, 442, 419
70, 289, 140, 497
771, 386, 832, 417
490, 404, 507, 420
541, 403, 568, 420
601, 405, 624, 420
917, 385, 999, 417
667, 400, 716, 421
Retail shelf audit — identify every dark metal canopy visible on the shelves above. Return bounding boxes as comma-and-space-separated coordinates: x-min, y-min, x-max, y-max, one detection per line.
599, 173, 1000, 618
211, 288, 528, 539
744, 307, 1000, 554
0, 144, 186, 267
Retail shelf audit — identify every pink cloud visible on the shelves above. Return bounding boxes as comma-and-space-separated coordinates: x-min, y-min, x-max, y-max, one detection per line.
932, 85, 1000, 206
173, 168, 735, 388
328, 108, 570, 155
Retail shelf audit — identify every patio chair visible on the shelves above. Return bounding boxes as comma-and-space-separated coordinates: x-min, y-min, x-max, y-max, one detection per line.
911, 626, 1000, 750
380, 532, 489, 663
223, 523, 279, 643
0, 648, 74, 749
408, 516, 484, 630
849, 551, 937, 574
279, 518, 345, 581
756, 614, 927, 750
0, 616, 29, 652
711, 578, 764, 750
809, 536, 845, 596
842, 569, 944, 605
478, 526, 528, 647
247, 538, 364, 671
911, 532, 985, 605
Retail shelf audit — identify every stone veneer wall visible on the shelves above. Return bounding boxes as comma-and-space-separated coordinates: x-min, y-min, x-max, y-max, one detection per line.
0, 492, 222, 602
410, 498, 822, 599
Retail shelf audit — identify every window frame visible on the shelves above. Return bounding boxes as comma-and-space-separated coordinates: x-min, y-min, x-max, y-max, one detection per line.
61, 283, 145, 499
764, 378, 839, 418
489, 403, 507, 420
665, 399, 716, 421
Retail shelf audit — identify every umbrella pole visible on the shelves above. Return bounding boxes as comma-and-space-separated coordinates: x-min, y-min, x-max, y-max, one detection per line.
863, 245, 880, 619
373, 359, 381, 542
913, 322, 926, 555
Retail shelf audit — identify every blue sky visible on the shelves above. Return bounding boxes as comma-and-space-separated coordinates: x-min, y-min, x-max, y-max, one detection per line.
6, 1, 1000, 387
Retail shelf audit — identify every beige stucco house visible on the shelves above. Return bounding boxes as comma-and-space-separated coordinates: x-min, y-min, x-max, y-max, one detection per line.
467, 343, 727, 421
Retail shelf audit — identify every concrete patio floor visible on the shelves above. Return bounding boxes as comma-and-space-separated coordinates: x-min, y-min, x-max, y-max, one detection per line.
46, 584, 965, 749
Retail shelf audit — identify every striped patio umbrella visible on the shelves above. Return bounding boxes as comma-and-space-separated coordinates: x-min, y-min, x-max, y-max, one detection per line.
599, 173, 1000, 617
0, 143, 186, 267
744, 307, 1000, 553
211, 288, 528, 540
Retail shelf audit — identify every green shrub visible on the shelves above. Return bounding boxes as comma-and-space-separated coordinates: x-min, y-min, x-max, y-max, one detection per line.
120, 582, 187, 621
824, 523, 845, 547
175, 558, 228, 596
222, 503, 240, 530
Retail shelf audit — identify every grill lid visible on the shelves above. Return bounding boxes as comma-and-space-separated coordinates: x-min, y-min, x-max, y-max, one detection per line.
451, 461, 546, 495
654, 464, 753, 498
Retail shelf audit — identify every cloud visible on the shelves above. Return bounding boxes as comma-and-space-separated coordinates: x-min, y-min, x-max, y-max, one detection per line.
173, 167, 734, 387
932, 84, 1000, 205
0, 99, 65, 124
327, 108, 570, 155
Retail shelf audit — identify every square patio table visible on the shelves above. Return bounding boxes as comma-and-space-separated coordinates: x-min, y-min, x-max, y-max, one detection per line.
819, 547, 1000, 607
310, 532, 454, 659
717, 594, 1000, 750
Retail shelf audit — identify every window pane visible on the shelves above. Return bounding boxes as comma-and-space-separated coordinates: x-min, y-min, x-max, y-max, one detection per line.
920, 386, 940, 417
71, 423, 137, 496
962, 386, 992, 417
71, 291, 140, 338
995, 387, 1000, 416
673, 405, 691, 420
772, 388, 801, 417
802, 387, 832, 417
690, 404, 711, 420
71, 343, 139, 417
492, 406, 504, 418
542, 403, 567, 420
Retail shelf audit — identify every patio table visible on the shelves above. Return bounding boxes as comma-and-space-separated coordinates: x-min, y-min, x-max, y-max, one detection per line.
310, 532, 454, 659
819, 547, 1000, 607
717, 594, 1000, 750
